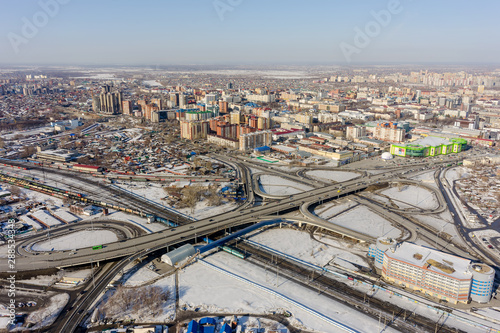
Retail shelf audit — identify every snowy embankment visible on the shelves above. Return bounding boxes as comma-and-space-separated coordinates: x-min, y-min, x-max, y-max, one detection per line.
258, 175, 313, 195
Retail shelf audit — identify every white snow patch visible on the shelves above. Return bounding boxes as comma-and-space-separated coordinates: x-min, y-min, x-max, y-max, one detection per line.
26, 293, 69, 329
249, 228, 370, 269
327, 206, 401, 239
32, 230, 118, 251
305, 170, 360, 182
380, 185, 438, 210
258, 175, 313, 195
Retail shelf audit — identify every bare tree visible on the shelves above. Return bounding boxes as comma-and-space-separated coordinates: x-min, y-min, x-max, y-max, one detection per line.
8, 185, 21, 196
20, 146, 36, 158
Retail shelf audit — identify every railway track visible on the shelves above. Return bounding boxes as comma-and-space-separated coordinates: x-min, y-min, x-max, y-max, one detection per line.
231, 240, 466, 333
0, 160, 194, 225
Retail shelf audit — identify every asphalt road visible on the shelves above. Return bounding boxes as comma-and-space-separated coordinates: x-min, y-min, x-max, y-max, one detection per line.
4, 153, 476, 332
1, 156, 465, 272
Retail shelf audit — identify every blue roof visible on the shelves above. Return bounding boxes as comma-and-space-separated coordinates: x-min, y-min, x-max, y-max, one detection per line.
199, 317, 216, 326
254, 146, 270, 152
219, 323, 232, 333
201, 326, 215, 333
187, 320, 199, 333
245, 102, 259, 107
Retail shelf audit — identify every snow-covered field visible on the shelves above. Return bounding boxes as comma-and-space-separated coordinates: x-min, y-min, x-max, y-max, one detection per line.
248, 228, 370, 270
97, 273, 176, 323
22, 188, 64, 207
305, 170, 360, 183
179, 252, 396, 333
258, 175, 313, 195
98, 225, 499, 333
445, 166, 468, 183
315, 200, 358, 220
410, 170, 438, 188
25, 293, 69, 329
122, 264, 161, 287
177, 200, 239, 220
380, 185, 438, 210
32, 230, 118, 251
114, 182, 239, 220
326, 206, 401, 239
115, 182, 171, 203
143, 80, 163, 87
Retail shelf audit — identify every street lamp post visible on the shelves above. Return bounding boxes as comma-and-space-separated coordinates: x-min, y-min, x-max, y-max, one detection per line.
435, 226, 445, 249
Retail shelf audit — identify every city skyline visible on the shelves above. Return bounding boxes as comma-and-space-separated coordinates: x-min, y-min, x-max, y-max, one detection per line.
1, 0, 499, 66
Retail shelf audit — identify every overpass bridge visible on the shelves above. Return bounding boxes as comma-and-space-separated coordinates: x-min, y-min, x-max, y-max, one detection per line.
3, 158, 466, 272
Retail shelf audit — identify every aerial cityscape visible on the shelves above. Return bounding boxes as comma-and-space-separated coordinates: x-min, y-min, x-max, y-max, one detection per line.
1, 1, 500, 333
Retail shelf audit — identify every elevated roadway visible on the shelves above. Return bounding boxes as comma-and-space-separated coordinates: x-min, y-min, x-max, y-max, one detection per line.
2, 158, 466, 272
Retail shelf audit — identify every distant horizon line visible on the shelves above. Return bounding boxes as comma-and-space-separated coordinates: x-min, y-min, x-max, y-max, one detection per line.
1, 62, 500, 69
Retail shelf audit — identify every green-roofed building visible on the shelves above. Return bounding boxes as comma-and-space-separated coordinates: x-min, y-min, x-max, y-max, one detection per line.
390, 137, 467, 157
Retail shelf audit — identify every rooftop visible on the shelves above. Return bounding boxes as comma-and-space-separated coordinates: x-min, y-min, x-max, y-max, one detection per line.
386, 242, 472, 280
412, 136, 452, 147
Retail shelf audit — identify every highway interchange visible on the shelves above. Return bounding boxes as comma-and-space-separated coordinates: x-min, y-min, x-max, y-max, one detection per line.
2, 149, 500, 332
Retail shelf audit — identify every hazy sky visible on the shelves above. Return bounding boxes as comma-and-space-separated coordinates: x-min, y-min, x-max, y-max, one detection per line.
0, 0, 499, 66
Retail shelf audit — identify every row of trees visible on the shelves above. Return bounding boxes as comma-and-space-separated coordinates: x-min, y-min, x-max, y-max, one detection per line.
164, 184, 223, 213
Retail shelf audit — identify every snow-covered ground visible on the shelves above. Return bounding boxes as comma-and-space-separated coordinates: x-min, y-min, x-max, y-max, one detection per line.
248, 228, 370, 270
177, 200, 239, 220
380, 185, 438, 210
0, 245, 9, 258
32, 230, 118, 251
315, 200, 358, 220
22, 188, 64, 207
122, 263, 161, 287
100, 227, 499, 333
115, 182, 171, 203
180, 252, 397, 333
258, 175, 313, 195
143, 80, 163, 87
114, 182, 239, 221
446, 166, 468, 181
18, 274, 59, 287
305, 170, 360, 183
326, 206, 401, 239
268, 166, 303, 173
25, 293, 69, 329
0, 317, 10, 331
97, 272, 176, 323
473, 230, 500, 239
413, 214, 467, 247
410, 170, 438, 188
